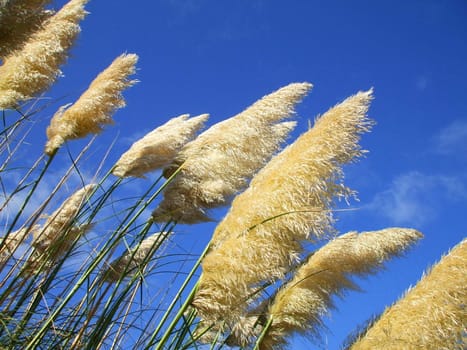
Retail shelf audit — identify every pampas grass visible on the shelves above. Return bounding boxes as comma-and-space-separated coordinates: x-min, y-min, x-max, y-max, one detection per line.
258, 228, 423, 350
112, 114, 208, 178
0, 3, 462, 349
349, 238, 466, 350
30, 184, 95, 269
0, 0, 54, 58
194, 90, 374, 326
103, 231, 170, 282
44, 53, 138, 155
152, 82, 311, 223
0, 0, 88, 109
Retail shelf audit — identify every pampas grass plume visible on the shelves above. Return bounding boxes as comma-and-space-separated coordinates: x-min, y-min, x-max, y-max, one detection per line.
103, 232, 169, 282
32, 184, 95, 260
259, 228, 422, 350
349, 238, 466, 350
0, 0, 54, 58
152, 82, 311, 224
0, 0, 88, 109
0, 225, 39, 262
193, 90, 374, 326
112, 113, 209, 178
44, 53, 138, 155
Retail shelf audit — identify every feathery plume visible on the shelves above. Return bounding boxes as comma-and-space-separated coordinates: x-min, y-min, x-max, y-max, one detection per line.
258, 228, 422, 350
0, 0, 88, 109
112, 114, 209, 178
152, 82, 311, 224
103, 232, 169, 282
349, 238, 466, 350
0, 225, 39, 263
193, 320, 224, 345
193, 90, 374, 325
44, 53, 138, 155
225, 314, 267, 347
0, 0, 54, 58
31, 184, 95, 267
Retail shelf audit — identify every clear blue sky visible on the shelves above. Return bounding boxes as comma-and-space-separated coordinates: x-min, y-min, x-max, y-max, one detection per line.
38, 0, 467, 348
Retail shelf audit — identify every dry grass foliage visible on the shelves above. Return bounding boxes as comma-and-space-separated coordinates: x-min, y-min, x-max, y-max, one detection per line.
1, 4, 461, 348
103, 231, 170, 282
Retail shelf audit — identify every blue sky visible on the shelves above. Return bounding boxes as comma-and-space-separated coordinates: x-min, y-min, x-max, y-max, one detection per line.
9, 0, 467, 348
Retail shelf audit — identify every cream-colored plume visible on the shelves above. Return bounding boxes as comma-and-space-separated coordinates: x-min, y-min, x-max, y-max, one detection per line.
0, 0, 53, 58
103, 232, 169, 282
0, 0, 88, 109
112, 114, 209, 178
349, 238, 466, 350
193, 90, 374, 326
152, 82, 311, 224
258, 228, 422, 350
0, 225, 39, 263
31, 184, 95, 266
44, 53, 138, 155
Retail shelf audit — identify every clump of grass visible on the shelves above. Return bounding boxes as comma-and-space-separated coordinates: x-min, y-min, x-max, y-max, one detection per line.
0, 2, 463, 350
28, 184, 96, 271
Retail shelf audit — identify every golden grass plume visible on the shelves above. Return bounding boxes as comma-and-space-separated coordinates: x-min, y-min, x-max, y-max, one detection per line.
349, 238, 466, 350
0, 0, 88, 109
193, 90, 374, 326
31, 184, 95, 267
258, 228, 423, 350
44, 53, 138, 155
152, 82, 311, 224
112, 113, 209, 178
0, 0, 54, 58
0, 225, 39, 263
103, 232, 169, 282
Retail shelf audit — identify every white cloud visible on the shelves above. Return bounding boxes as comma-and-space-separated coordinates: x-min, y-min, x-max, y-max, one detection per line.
415, 75, 430, 91
367, 171, 467, 227
433, 119, 467, 156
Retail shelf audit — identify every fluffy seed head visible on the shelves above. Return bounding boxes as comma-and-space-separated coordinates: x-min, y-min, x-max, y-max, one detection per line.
0, 0, 54, 58
0, 225, 39, 262
0, 0, 88, 109
259, 228, 422, 350
32, 184, 95, 259
152, 82, 311, 223
193, 90, 374, 325
349, 238, 466, 350
112, 114, 209, 178
103, 232, 170, 282
44, 53, 138, 154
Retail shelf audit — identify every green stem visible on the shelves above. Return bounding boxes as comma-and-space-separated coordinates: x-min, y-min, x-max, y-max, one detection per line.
147, 241, 211, 350
253, 316, 273, 350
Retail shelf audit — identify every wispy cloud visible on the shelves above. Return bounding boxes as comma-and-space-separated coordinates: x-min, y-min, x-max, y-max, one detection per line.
367, 171, 467, 227
433, 119, 467, 156
415, 75, 430, 91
